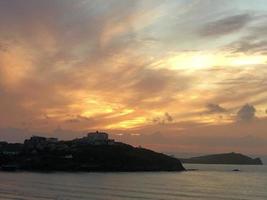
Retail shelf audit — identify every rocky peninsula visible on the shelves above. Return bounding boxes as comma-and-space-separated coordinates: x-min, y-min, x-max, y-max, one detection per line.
180, 152, 263, 165
0, 132, 185, 172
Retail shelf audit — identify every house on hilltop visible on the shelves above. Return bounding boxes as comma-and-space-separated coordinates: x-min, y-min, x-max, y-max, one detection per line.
77, 131, 115, 145
87, 131, 108, 141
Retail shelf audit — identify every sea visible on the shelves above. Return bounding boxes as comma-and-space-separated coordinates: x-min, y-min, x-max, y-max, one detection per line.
0, 164, 266, 200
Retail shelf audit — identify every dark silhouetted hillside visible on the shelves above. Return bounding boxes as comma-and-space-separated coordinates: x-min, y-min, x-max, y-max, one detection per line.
0, 134, 185, 172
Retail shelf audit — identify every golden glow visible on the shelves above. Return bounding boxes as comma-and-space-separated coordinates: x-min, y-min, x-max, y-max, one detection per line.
105, 108, 135, 119
167, 53, 215, 70
153, 51, 267, 71
107, 117, 147, 129
80, 96, 116, 117
230, 55, 267, 66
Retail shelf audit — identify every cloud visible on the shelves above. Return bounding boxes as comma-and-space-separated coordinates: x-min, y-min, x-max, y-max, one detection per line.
220, 12, 267, 54
65, 115, 93, 123
152, 112, 174, 124
111, 118, 267, 154
0, 0, 160, 130
0, 127, 84, 143
129, 68, 193, 108
199, 13, 252, 37
0, 0, 267, 157
0, 41, 8, 52
205, 103, 226, 114
165, 112, 173, 122
236, 104, 256, 122
224, 16, 267, 54
227, 37, 267, 54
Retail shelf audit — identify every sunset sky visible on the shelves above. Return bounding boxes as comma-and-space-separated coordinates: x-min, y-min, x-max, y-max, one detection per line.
1, 0, 267, 155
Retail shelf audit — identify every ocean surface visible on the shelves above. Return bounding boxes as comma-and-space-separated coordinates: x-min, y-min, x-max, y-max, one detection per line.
0, 164, 266, 200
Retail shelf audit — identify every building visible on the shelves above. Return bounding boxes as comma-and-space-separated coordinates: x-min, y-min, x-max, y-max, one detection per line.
24, 136, 47, 146
87, 131, 108, 141
85, 131, 108, 145
24, 136, 59, 149
76, 131, 116, 145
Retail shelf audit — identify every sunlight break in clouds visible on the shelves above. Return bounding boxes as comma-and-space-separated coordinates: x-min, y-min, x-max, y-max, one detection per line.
152, 51, 267, 71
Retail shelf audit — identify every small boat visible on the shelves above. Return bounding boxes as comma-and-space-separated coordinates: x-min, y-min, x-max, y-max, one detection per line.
186, 168, 198, 171
232, 169, 240, 172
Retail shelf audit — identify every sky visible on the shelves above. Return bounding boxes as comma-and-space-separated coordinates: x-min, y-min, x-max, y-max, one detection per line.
0, 0, 267, 155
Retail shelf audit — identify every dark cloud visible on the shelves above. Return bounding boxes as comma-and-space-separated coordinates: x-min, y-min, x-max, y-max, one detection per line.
165, 112, 173, 122
65, 115, 92, 123
199, 13, 252, 37
237, 104, 256, 122
152, 112, 174, 124
228, 37, 267, 54
224, 18, 267, 54
221, 14, 267, 54
205, 103, 226, 114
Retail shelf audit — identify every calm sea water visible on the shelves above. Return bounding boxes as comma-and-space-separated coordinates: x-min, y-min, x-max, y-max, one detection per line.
0, 164, 266, 200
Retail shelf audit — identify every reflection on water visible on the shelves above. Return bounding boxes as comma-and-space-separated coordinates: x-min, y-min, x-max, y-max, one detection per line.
0, 164, 266, 200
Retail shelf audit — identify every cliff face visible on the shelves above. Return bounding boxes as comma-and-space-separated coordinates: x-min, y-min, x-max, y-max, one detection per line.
180, 152, 263, 165
0, 141, 185, 172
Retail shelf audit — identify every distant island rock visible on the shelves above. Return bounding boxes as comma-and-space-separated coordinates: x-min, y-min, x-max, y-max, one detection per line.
0, 132, 185, 172
180, 152, 263, 165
